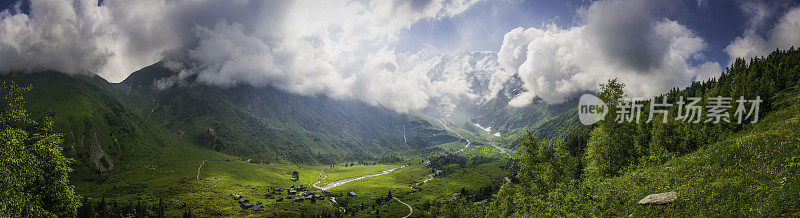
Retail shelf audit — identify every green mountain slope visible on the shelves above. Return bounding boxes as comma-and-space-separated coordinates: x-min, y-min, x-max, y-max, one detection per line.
486, 85, 800, 217
429, 48, 800, 216
6, 72, 176, 183
114, 62, 457, 164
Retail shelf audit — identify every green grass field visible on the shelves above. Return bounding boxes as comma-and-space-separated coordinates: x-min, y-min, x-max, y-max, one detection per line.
67, 134, 512, 217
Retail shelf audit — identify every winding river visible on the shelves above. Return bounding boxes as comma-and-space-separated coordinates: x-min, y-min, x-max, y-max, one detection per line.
313, 164, 411, 191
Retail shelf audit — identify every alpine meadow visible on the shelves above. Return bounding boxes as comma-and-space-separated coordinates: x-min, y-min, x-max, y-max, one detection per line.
1, 0, 800, 217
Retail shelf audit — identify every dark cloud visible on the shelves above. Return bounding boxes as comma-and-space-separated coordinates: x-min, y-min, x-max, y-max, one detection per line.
496, 0, 721, 106
583, 0, 668, 72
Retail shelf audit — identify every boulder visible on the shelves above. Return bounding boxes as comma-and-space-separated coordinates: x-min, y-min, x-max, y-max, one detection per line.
638, 192, 678, 205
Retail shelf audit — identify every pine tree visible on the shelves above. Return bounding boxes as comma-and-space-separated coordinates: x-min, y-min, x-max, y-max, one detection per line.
157, 199, 166, 218
97, 196, 107, 218
584, 79, 636, 178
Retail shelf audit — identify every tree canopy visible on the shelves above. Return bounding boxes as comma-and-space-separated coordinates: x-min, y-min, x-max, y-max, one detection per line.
0, 72, 80, 217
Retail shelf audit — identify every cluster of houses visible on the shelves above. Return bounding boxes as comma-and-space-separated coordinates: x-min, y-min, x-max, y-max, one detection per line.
275, 185, 325, 203
231, 193, 264, 211
229, 184, 357, 212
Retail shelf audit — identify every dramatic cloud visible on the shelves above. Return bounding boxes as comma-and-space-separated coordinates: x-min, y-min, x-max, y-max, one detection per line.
0, 0, 173, 81
726, 6, 800, 61
0, 0, 482, 113
4, 0, 793, 112
495, 0, 721, 106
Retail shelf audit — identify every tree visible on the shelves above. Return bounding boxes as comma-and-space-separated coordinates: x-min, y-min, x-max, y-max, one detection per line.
292, 171, 300, 180
0, 71, 81, 216
584, 79, 636, 178
135, 199, 144, 217
78, 197, 94, 218
97, 196, 107, 217
182, 206, 192, 218
157, 199, 166, 218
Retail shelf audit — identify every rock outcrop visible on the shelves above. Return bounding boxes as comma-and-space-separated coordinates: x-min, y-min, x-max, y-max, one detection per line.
638, 192, 678, 205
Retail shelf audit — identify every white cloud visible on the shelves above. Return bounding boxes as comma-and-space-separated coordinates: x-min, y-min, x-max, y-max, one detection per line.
403, 50, 502, 116
726, 6, 800, 61
0, 0, 482, 113
495, 0, 721, 106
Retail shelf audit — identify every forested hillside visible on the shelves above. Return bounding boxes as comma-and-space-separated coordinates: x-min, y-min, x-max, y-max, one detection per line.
115, 62, 458, 164
429, 48, 800, 216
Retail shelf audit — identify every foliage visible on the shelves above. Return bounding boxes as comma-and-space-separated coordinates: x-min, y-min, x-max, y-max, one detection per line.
433, 48, 800, 216
0, 72, 81, 217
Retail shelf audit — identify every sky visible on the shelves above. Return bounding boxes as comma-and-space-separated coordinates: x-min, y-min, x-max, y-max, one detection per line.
0, 0, 799, 112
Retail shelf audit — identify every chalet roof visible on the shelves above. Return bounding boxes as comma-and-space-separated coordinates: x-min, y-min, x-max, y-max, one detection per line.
241, 202, 254, 208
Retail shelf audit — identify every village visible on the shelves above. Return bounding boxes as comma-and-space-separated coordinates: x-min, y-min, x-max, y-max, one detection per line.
228, 172, 358, 213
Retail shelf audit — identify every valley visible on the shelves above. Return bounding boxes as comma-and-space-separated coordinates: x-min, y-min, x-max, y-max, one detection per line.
0, 62, 522, 216
5, 49, 800, 217
2, 1, 800, 217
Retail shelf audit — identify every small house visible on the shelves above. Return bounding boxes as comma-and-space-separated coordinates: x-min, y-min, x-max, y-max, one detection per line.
241, 202, 254, 209
348, 191, 357, 197
251, 203, 263, 211
293, 197, 304, 202
288, 188, 297, 195
276, 196, 284, 202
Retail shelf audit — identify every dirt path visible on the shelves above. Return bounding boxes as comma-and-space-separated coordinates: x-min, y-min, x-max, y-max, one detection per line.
413, 160, 441, 187
196, 160, 206, 180
416, 168, 441, 186
395, 197, 413, 218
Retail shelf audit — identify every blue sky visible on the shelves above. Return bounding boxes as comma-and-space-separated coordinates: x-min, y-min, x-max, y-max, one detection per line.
398, 0, 798, 67
0, 0, 793, 69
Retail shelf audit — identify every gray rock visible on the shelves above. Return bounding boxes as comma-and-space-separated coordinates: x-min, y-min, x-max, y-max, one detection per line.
638, 192, 678, 205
